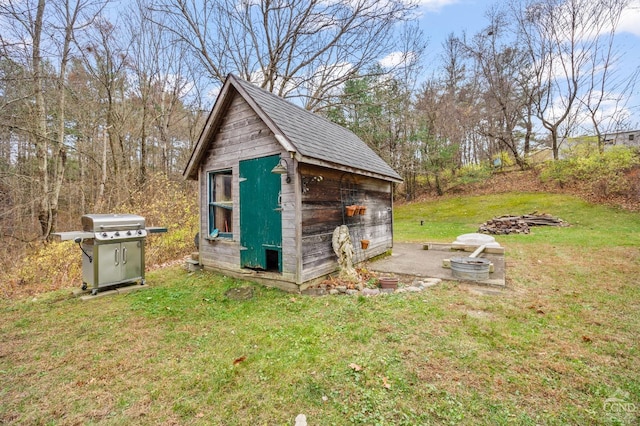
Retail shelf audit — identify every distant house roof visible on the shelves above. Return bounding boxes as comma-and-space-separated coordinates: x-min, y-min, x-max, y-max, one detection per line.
183, 74, 403, 182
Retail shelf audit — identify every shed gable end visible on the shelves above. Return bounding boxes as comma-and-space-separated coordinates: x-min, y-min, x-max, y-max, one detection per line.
201, 94, 279, 172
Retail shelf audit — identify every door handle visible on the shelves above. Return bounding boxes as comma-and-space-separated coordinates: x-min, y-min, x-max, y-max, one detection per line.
122, 247, 127, 264
115, 248, 119, 266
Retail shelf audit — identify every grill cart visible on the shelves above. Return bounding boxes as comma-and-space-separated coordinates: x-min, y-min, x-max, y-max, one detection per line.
55, 214, 167, 295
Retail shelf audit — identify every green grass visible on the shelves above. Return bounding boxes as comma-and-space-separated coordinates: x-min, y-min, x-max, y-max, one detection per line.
395, 192, 640, 247
1, 192, 639, 425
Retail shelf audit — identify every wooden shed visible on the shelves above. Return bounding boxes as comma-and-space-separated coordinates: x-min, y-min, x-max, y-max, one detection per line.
183, 74, 402, 292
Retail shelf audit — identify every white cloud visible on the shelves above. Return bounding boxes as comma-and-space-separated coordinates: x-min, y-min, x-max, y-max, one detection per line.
619, 1, 640, 36
379, 50, 418, 68
308, 62, 354, 97
414, 0, 460, 13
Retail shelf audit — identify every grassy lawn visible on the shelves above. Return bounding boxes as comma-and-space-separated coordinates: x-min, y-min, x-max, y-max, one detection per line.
1, 192, 639, 425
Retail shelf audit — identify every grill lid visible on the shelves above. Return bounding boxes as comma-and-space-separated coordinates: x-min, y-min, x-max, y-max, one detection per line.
81, 214, 145, 232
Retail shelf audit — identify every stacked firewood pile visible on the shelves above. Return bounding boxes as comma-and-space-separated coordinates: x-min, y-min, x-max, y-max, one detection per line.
479, 213, 569, 235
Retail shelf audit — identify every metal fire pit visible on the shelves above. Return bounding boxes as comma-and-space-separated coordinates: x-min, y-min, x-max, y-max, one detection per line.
55, 214, 166, 295
450, 257, 491, 281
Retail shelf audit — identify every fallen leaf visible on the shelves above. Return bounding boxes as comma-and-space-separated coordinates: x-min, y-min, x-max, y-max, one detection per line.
195, 413, 205, 418
233, 356, 247, 365
290, 297, 297, 303
349, 363, 362, 372
582, 335, 592, 343
382, 376, 391, 389
528, 304, 545, 314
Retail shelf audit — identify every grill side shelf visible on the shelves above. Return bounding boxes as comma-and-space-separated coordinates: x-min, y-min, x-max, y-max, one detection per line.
52, 231, 95, 241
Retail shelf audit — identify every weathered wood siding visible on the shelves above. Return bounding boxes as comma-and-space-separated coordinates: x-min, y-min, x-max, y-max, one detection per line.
299, 164, 393, 283
197, 91, 296, 280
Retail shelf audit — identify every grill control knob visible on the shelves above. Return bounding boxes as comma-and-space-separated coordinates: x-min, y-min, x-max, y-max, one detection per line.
126, 231, 132, 236
115, 232, 120, 237
137, 230, 142, 235
101, 232, 107, 237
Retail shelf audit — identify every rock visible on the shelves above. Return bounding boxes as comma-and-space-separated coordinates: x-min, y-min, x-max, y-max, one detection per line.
329, 289, 339, 295
362, 288, 380, 296
346, 289, 359, 296
423, 278, 442, 287
295, 414, 307, 426
336, 286, 347, 293
301, 287, 327, 296
405, 286, 423, 292
380, 288, 395, 294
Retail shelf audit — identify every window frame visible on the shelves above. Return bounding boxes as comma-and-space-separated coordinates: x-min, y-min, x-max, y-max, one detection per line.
208, 169, 233, 239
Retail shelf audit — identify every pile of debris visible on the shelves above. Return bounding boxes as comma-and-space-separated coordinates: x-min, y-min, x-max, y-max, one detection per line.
479, 213, 569, 235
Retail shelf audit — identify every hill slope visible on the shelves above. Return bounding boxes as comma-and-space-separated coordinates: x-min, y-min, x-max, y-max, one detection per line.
409, 168, 640, 212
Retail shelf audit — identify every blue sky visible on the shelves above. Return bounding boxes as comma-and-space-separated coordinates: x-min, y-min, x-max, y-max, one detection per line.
418, 0, 487, 45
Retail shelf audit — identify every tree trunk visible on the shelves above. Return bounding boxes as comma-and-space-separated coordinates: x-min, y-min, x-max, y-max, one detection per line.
32, 0, 51, 238
49, 0, 77, 238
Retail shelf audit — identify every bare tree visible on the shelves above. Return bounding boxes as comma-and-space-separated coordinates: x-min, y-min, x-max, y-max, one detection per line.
80, 15, 134, 209
437, 33, 478, 167
127, 0, 197, 180
150, 0, 419, 110
461, 8, 532, 169
578, 3, 638, 152
510, 0, 630, 159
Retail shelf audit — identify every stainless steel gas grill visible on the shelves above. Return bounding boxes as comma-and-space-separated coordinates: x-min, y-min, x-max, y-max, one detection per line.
55, 214, 166, 295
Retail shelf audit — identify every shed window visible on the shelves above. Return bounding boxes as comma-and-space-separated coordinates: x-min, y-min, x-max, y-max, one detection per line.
629, 134, 635, 141
208, 170, 233, 238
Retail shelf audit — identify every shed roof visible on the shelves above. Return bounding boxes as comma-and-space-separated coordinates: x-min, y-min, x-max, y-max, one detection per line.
184, 74, 403, 182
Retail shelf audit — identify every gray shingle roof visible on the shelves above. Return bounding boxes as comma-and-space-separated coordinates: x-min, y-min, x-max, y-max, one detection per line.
231, 75, 402, 182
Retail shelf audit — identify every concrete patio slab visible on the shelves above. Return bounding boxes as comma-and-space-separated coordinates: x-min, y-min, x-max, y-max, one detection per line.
369, 242, 506, 287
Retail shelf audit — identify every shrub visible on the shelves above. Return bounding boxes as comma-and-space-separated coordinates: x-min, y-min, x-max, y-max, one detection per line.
7, 240, 81, 296
454, 162, 493, 186
540, 146, 640, 196
492, 151, 515, 169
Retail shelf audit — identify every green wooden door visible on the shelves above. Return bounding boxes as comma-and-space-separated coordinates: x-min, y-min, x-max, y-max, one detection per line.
239, 155, 283, 271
